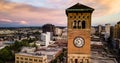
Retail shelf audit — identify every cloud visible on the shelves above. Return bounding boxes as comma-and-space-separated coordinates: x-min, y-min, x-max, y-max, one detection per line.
0, 0, 120, 27
0, 19, 12, 23
0, 0, 67, 27
44, 0, 120, 17
19, 21, 28, 25
0, 18, 29, 27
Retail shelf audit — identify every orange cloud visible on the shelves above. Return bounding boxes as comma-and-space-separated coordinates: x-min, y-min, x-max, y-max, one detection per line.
0, 19, 12, 23
0, 0, 66, 26
19, 21, 28, 25
0, 0, 120, 26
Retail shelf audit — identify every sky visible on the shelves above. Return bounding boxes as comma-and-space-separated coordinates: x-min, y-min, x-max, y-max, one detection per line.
0, 0, 120, 27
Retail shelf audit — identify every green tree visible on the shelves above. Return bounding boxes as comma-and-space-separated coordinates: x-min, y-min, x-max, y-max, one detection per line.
12, 41, 22, 52
0, 60, 4, 63
0, 48, 14, 62
52, 59, 57, 63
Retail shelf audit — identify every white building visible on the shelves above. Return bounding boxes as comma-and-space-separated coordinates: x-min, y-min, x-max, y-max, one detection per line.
105, 24, 110, 35
61, 28, 67, 40
91, 27, 96, 35
98, 25, 102, 34
55, 27, 62, 36
41, 32, 51, 47
105, 24, 111, 41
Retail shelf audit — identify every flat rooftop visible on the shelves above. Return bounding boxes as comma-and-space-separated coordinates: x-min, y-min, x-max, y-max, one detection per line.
91, 50, 118, 63
16, 47, 62, 63
16, 52, 46, 58
91, 41, 118, 63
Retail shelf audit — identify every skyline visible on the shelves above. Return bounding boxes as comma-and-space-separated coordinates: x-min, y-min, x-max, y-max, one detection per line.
0, 0, 120, 27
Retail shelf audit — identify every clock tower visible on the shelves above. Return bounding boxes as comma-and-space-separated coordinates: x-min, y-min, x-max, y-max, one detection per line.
66, 3, 94, 63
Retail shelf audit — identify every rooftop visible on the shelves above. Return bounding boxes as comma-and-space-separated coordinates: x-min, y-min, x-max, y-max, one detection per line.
16, 52, 46, 58
67, 3, 94, 10
66, 3, 94, 15
91, 41, 118, 63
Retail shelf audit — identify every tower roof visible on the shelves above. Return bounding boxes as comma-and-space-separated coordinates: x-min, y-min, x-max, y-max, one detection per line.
68, 3, 94, 10
66, 3, 94, 15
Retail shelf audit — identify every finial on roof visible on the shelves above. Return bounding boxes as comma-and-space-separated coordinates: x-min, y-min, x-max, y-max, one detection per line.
77, 3, 80, 4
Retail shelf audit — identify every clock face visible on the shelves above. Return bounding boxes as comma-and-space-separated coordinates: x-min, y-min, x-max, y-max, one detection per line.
73, 37, 85, 48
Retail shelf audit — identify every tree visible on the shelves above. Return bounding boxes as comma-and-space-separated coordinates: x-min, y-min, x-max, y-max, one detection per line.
52, 59, 57, 63
11, 41, 22, 52
0, 48, 14, 62
0, 60, 3, 63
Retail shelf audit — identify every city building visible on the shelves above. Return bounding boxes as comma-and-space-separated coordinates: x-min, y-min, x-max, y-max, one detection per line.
104, 24, 111, 41
66, 3, 94, 63
53, 27, 67, 41
113, 24, 118, 38
98, 25, 102, 34
42, 24, 55, 35
61, 28, 67, 40
91, 41, 118, 63
55, 27, 62, 36
113, 21, 120, 39
91, 27, 96, 35
36, 47, 63, 63
41, 32, 51, 47
15, 47, 63, 63
15, 53, 47, 63
113, 21, 120, 60
110, 26, 114, 38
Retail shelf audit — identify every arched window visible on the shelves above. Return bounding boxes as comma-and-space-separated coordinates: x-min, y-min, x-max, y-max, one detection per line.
75, 59, 78, 63
70, 59, 73, 63
73, 21, 77, 28
78, 20, 81, 29
85, 59, 89, 63
82, 21, 86, 29
80, 59, 83, 63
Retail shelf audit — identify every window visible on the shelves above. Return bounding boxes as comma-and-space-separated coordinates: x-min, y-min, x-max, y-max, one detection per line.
25, 58, 28, 60
16, 57, 19, 59
75, 59, 78, 63
34, 59, 37, 62
70, 16, 72, 18
80, 59, 83, 63
82, 21, 86, 29
21, 57, 23, 60
78, 21, 81, 29
85, 59, 89, 63
83, 16, 85, 18
87, 16, 89, 18
73, 21, 77, 28
29, 58, 32, 61
70, 59, 73, 63
21, 61, 23, 63
16, 61, 19, 63
74, 16, 76, 18
25, 62, 28, 63
39, 60, 42, 62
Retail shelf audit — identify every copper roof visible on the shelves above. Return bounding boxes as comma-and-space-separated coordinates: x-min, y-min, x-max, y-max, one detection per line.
68, 3, 94, 10
66, 3, 94, 15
